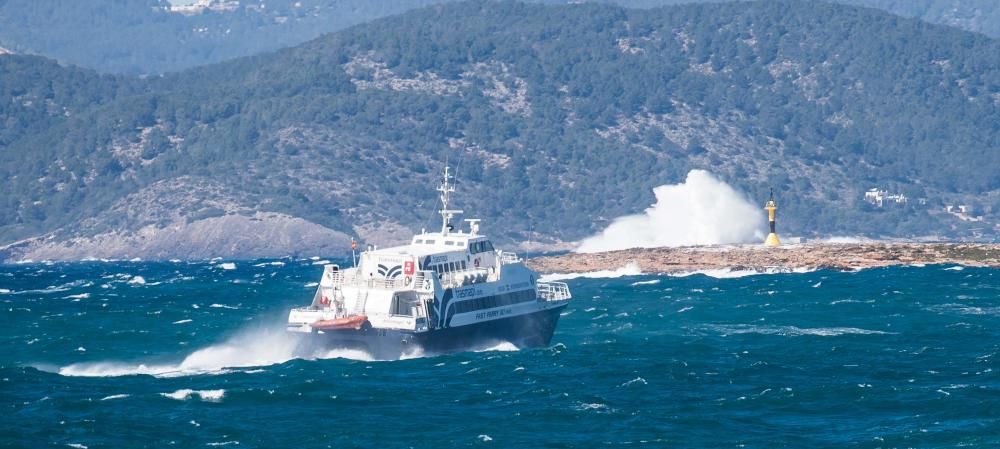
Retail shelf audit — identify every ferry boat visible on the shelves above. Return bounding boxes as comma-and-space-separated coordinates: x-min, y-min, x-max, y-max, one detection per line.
287, 166, 572, 359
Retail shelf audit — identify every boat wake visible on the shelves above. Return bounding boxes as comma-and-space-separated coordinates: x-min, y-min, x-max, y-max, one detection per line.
54, 327, 522, 377
55, 327, 381, 378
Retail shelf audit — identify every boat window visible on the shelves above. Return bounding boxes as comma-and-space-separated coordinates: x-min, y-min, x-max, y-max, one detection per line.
446, 262, 454, 271
415, 239, 424, 244
445, 240, 455, 246
424, 239, 435, 244
461, 261, 467, 270
484, 241, 495, 252
453, 289, 538, 314
391, 296, 414, 316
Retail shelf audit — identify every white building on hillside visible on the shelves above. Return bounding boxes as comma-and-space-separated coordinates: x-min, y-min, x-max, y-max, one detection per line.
864, 188, 907, 207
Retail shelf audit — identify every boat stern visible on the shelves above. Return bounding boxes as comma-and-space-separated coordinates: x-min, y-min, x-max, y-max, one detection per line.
287, 307, 329, 333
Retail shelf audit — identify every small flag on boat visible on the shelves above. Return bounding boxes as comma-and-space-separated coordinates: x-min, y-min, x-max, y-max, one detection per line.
351, 238, 357, 250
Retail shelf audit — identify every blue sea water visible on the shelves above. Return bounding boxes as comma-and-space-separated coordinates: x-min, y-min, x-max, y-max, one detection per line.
1, 260, 997, 448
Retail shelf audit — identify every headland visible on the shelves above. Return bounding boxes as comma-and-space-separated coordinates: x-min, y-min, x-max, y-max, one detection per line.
526, 243, 999, 274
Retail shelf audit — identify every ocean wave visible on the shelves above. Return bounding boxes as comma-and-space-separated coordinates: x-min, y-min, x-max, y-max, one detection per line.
669, 267, 815, 279
927, 303, 1000, 316
217, 263, 237, 270
209, 304, 239, 310
99, 394, 130, 401
209, 304, 240, 310
127, 276, 146, 285
161, 389, 225, 402
473, 341, 520, 352
708, 324, 891, 337
539, 262, 642, 282
630, 279, 661, 286
55, 328, 389, 378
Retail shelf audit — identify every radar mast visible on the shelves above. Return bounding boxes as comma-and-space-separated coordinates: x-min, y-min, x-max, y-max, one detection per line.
437, 165, 463, 235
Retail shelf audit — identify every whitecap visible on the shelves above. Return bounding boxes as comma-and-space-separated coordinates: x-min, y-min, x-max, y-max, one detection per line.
709, 324, 891, 337
630, 279, 661, 286
173, 319, 193, 324
312, 260, 331, 265
99, 394, 129, 401
540, 262, 642, 282
65, 293, 90, 300
253, 261, 285, 267
477, 435, 493, 442
670, 267, 815, 279
67, 444, 88, 449
619, 377, 647, 387
217, 263, 237, 270
209, 304, 240, 310
473, 341, 520, 352
0, 288, 11, 294
928, 303, 1000, 316
944, 266, 965, 271
206, 442, 240, 447
304, 282, 319, 288
161, 389, 225, 402
127, 276, 146, 285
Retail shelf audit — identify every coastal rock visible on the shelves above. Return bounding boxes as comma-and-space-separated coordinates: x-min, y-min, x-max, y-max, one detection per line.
527, 243, 1000, 274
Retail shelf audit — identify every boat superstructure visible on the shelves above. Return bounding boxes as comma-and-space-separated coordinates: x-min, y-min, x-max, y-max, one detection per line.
287, 166, 572, 358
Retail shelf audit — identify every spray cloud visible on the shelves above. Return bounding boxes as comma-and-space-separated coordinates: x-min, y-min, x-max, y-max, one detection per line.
576, 170, 763, 253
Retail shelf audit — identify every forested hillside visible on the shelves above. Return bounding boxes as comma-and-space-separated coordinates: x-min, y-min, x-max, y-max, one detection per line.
1, 0, 999, 75
1, 0, 998, 260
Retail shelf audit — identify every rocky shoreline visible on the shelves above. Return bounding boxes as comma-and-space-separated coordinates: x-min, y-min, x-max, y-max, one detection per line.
526, 243, 1000, 274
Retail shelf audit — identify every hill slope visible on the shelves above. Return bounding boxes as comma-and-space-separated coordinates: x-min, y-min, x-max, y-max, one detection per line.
1, 0, 998, 260
2, 0, 1000, 75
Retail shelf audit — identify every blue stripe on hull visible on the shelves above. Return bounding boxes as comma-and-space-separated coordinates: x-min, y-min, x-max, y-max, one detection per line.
298, 303, 567, 360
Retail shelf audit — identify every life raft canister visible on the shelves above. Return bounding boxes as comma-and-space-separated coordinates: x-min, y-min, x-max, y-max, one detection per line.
320, 295, 331, 306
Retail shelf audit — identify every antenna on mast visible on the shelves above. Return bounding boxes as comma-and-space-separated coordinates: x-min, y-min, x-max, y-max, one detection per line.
437, 165, 463, 235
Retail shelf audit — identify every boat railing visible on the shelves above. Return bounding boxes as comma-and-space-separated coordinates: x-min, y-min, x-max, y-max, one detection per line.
499, 251, 520, 265
324, 265, 434, 291
536, 281, 572, 301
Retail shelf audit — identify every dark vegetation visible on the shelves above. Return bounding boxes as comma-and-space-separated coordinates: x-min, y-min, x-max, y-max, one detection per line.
1, 0, 999, 75
0, 0, 997, 246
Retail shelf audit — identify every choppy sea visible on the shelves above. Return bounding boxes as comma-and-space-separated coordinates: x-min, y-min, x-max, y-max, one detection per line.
1, 259, 997, 448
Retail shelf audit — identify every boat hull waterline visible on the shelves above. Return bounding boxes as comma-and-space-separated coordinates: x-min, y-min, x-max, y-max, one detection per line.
297, 304, 567, 360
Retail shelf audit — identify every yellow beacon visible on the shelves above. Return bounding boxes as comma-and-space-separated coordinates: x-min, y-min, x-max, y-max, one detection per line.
764, 189, 781, 247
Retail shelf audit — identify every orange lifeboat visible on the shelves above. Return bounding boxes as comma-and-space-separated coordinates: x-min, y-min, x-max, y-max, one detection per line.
312, 315, 368, 330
